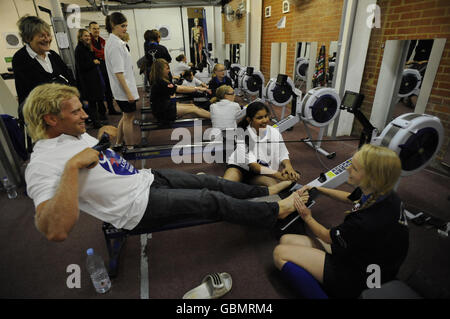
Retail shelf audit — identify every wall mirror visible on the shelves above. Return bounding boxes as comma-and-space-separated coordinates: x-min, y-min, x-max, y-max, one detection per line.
326, 41, 338, 88
393, 40, 433, 118
293, 41, 317, 94
371, 38, 446, 130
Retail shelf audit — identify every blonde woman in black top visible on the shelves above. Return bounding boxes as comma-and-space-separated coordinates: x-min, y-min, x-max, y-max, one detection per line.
273, 144, 409, 298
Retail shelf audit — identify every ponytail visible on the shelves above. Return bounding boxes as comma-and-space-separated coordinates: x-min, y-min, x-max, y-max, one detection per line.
105, 15, 112, 33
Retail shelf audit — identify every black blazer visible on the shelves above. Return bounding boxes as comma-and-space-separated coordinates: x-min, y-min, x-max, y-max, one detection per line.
12, 46, 75, 107
75, 42, 104, 101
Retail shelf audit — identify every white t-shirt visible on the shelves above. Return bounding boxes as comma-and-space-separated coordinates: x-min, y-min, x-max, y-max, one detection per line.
172, 61, 191, 77
181, 78, 203, 87
210, 99, 246, 130
104, 33, 139, 101
227, 125, 290, 173
25, 133, 154, 230
195, 68, 211, 84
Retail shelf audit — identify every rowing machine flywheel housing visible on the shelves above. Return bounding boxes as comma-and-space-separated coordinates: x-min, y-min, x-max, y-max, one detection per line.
300, 87, 341, 127
295, 57, 309, 81
398, 68, 422, 98
264, 76, 295, 107
374, 113, 443, 176
239, 69, 265, 96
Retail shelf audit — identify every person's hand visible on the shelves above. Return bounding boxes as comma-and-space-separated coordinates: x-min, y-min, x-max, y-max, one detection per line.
98, 125, 118, 143
197, 87, 211, 95
68, 148, 100, 170
93, 59, 100, 65
127, 94, 135, 104
294, 193, 312, 222
273, 171, 291, 182
281, 167, 301, 182
296, 185, 312, 197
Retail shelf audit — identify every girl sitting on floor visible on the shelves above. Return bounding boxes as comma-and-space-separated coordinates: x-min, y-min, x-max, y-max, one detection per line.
223, 101, 301, 186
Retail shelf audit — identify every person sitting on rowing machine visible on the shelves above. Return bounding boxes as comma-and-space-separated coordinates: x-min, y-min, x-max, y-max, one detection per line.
23, 83, 307, 242
149, 58, 211, 122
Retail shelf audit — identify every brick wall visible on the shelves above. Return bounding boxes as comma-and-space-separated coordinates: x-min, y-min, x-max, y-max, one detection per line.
357, 0, 450, 162
222, 0, 450, 163
222, 0, 343, 81
260, 0, 295, 79
223, 0, 247, 44
261, 0, 343, 82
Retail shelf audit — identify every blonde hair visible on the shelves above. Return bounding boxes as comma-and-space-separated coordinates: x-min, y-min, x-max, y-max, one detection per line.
149, 58, 170, 85
353, 144, 401, 210
23, 83, 80, 142
212, 63, 225, 78
210, 85, 233, 104
77, 28, 89, 42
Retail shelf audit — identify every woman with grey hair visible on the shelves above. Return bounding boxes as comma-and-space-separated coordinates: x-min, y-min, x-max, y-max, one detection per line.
12, 15, 75, 122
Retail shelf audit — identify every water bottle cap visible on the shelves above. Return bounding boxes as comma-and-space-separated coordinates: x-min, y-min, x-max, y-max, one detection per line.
86, 248, 94, 255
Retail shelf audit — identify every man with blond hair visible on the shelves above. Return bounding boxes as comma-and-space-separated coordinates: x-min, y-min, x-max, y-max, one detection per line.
23, 83, 299, 242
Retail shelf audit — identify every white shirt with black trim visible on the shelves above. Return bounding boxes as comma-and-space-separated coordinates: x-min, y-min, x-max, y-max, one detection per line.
104, 33, 139, 101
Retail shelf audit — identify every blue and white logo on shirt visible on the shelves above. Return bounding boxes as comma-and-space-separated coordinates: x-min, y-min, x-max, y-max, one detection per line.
98, 149, 138, 175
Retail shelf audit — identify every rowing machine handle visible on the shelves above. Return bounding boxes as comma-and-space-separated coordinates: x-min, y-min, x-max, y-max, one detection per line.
88, 133, 111, 168
92, 132, 111, 152
305, 187, 319, 207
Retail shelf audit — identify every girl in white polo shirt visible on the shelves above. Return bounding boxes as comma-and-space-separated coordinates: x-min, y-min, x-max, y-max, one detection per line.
209, 85, 246, 131
224, 101, 301, 186
104, 12, 140, 146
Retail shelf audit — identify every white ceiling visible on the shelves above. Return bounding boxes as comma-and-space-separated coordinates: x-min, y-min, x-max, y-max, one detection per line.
61, 0, 221, 7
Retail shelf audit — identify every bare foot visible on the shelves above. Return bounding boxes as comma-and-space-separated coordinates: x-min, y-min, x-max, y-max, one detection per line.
268, 180, 293, 195
277, 192, 297, 219
277, 192, 310, 219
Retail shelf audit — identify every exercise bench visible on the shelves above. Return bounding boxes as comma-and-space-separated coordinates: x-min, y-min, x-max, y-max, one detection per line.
138, 117, 211, 131
102, 217, 220, 278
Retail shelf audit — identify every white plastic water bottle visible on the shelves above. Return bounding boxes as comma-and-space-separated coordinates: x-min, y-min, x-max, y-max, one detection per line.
86, 248, 111, 293
2, 176, 17, 199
